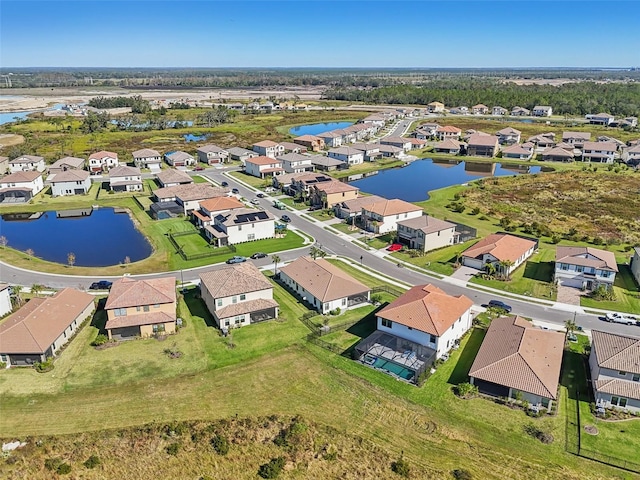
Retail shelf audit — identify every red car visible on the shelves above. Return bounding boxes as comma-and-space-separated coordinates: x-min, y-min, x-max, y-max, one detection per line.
387, 243, 403, 252
193, 165, 205, 171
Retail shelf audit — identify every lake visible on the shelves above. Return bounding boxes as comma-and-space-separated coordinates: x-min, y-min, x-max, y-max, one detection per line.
289, 121, 353, 136
0, 207, 152, 267
349, 158, 542, 202
0, 102, 67, 126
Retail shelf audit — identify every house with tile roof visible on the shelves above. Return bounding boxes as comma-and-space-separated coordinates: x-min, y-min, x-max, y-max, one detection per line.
327, 147, 364, 165
587, 112, 615, 126
466, 133, 499, 157
89, 150, 118, 173
277, 152, 314, 173
511, 106, 531, 116
317, 131, 343, 148
193, 196, 245, 229
542, 146, 574, 162
469, 316, 564, 410
492, 106, 508, 116
427, 101, 445, 113
380, 136, 413, 152
279, 141, 307, 154
104, 277, 177, 340
501, 143, 534, 160
0, 288, 95, 367
435, 125, 462, 141
334, 194, 385, 221
155, 168, 193, 188
227, 146, 258, 163
310, 180, 359, 209
245, 156, 284, 179
153, 183, 229, 215
532, 106, 553, 117
252, 140, 284, 159
589, 330, 640, 413
132, 148, 162, 169
200, 263, 279, 329
433, 139, 463, 155
310, 155, 345, 172
50, 169, 92, 196
562, 131, 591, 148
361, 198, 423, 234
496, 127, 522, 145
528, 132, 556, 149
165, 151, 196, 167
352, 284, 473, 383
196, 144, 229, 165
9, 155, 46, 173
581, 141, 617, 163
48, 156, 85, 175
397, 215, 459, 252
294, 134, 325, 152
279, 257, 370, 314
0, 170, 44, 202
555, 246, 618, 290
461, 233, 537, 276
471, 104, 489, 115
208, 208, 275, 246
108, 165, 142, 192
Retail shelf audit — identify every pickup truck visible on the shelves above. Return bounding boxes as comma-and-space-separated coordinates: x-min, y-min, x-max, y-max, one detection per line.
605, 312, 638, 325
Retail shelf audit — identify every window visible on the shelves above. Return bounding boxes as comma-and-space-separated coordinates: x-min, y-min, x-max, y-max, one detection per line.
217, 299, 223, 307
0, 354, 7, 363
248, 233, 255, 240
240, 294, 246, 301
154, 304, 159, 308
114, 308, 127, 317
225, 320, 230, 326
633, 374, 640, 382
429, 334, 436, 344
561, 263, 569, 271
342, 298, 346, 306
381, 318, 392, 328
323, 303, 329, 311
232, 296, 237, 304
611, 396, 627, 408
576, 265, 583, 273
143, 305, 150, 312
601, 271, 611, 278
619, 371, 627, 376
238, 225, 242, 231
63, 331, 67, 338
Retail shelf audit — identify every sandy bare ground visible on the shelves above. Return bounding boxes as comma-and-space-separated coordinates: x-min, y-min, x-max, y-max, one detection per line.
0, 134, 24, 148
0, 86, 325, 112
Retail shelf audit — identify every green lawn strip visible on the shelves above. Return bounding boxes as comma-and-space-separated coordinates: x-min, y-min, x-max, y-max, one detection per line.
227, 171, 269, 189
363, 232, 396, 250
308, 209, 334, 221
328, 158, 406, 180
324, 258, 405, 290
580, 265, 640, 314
277, 196, 308, 210
192, 175, 209, 184
329, 222, 360, 235
390, 240, 477, 276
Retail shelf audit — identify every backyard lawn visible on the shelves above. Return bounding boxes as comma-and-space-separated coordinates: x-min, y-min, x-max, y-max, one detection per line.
227, 170, 270, 189
580, 265, 640, 314
391, 240, 476, 276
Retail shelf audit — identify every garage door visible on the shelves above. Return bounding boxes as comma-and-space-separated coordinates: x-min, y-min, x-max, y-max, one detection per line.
110, 326, 140, 341
560, 278, 583, 289
462, 257, 484, 270
473, 378, 509, 397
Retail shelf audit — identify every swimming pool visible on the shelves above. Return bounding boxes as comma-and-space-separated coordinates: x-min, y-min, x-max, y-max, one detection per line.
372, 357, 415, 381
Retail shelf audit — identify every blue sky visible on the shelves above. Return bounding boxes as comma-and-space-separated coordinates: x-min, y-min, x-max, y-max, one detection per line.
1, 1, 638, 68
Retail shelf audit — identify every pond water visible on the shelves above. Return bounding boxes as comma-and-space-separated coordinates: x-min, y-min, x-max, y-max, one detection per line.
184, 133, 209, 142
289, 121, 353, 136
0, 102, 67, 126
0, 207, 152, 267
349, 158, 542, 202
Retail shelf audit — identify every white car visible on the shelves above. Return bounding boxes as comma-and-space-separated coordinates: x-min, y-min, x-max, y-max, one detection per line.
605, 312, 638, 325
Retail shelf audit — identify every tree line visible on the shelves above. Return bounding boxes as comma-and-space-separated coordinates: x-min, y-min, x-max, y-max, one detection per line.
88, 95, 150, 113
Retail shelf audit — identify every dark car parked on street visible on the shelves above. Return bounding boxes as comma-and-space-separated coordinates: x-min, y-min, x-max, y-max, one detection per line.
90, 280, 112, 290
487, 300, 512, 313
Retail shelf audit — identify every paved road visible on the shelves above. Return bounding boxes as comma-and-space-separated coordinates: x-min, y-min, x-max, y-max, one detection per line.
1, 164, 637, 338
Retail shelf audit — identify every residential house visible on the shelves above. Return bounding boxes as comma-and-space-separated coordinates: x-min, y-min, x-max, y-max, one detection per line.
245, 156, 284, 178
397, 215, 459, 252
155, 168, 193, 188
89, 150, 119, 173
0, 171, 44, 202
562, 131, 591, 149
287, 172, 335, 198
471, 104, 489, 115
152, 183, 229, 215
165, 151, 196, 167
196, 144, 229, 165
631, 247, 640, 286
511, 106, 531, 116
279, 141, 307, 154
533, 105, 553, 117
207, 209, 275, 246
619, 117, 638, 128
555, 246, 618, 290
589, 330, 640, 413
252, 140, 284, 159
433, 139, 463, 155
436, 125, 462, 141
351, 143, 382, 162
587, 113, 615, 126
9, 155, 46, 173
361, 114, 387, 128
310, 156, 345, 172
193, 196, 244, 229
370, 284, 473, 366
427, 101, 445, 113
377, 144, 404, 158
50, 169, 92, 197
272, 172, 304, 191
461, 233, 537, 276
0, 156, 8, 175
227, 146, 258, 163
381, 136, 413, 152
496, 127, 522, 145
581, 141, 617, 163
469, 316, 564, 410
414, 123, 439, 139
501, 143, 534, 160
317, 131, 343, 148
277, 152, 314, 173
104, 277, 177, 340
48, 156, 85, 175
466, 134, 499, 157
528, 132, 556, 149
311, 180, 359, 209
327, 147, 364, 165
492, 106, 508, 116
361, 198, 423, 234
199, 263, 279, 329
542, 146, 574, 162
132, 148, 162, 170
334, 194, 385, 221
294, 134, 325, 152
108, 165, 142, 192
0, 288, 94, 367
0, 283, 11, 317
279, 257, 370, 314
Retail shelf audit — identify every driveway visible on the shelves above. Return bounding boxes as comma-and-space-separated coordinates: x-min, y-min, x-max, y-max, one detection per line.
557, 285, 584, 306
450, 266, 479, 283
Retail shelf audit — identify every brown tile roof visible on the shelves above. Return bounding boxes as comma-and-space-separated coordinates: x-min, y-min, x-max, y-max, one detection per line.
363, 198, 422, 217
437, 125, 462, 133
397, 215, 456, 235
562, 131, 591, 141
497, 127, 522, 135
132, 148, 161, 157
469, 316, 565, 399
555, 246, 618, 272
583, 141, 617, 152
501, 144, 533, 156
253, 140, 279, 148
378, 284, 472, 336
294, 134, 322, 142
200, 196, 244, 213
10, 155, 44, 164
200, 262, 273, 299
543, 146, 574, 158
156, 168, 193, 185
337, 195, 385, 212
279, 141, 306, 152
105, 277, 176, 310
50, 156, 85, 169
315, 181, 359, 195
434, 139, 462, 150
1, 171, 42, 183
216, 298, 279, 319
216, 208, 275, 227
50, 170, 90, 182
591, 330, 640, 374
154, 183, 228, 201
105, 311, 176, 330
109, 165, 141, 177
166, 151, 194, 162
89, 150, 117, 159
197, 144, 227, 154
594, 378, 640, 401
279, 257, 369, 302
461, 233, 537, 263
0, 289, 94, 354
328, 147, 363, 156
246, 156, 283, 166
467, 133, 498, 147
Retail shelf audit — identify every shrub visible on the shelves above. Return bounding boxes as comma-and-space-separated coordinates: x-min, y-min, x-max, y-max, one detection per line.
57, 463, 72, 475
91, 334, 108, 346
0, 361, 6, 369
523, 423, 553, 444
258, 456, 285, 479
455, 382, 478, 398
166, 442, 180, 456
34, 357, 54, 373
370, 294, 382, 304
391, 456, 410, 477
452, 468, 473, 480
210, 434, 229, 455
45, 457, 62, 471
471, 207, 481, 215
83, 455, 101, 469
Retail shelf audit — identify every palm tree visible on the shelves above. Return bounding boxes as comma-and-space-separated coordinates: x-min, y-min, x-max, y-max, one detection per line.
30, 283, 44, 297
484, 262, 496, 279
271, 254, 281, 276
309, 245, 326, 260
11, 285, 23, 307
498, 260, 515, 280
